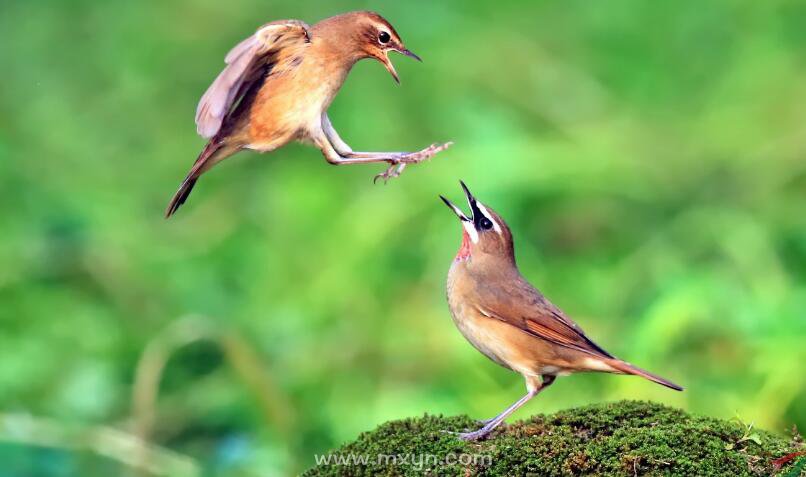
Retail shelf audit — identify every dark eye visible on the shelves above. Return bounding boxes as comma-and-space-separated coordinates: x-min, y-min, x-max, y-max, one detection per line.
378, 31, 391, 44
479, 218, 493, 230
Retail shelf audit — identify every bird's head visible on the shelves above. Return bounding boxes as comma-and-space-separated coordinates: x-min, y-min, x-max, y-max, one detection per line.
440, 181, 515, 265
327, 11, 420, 84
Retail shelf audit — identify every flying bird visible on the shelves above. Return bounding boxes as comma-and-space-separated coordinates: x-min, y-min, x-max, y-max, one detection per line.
440, 182, 682, 441
166, 11, 451, 217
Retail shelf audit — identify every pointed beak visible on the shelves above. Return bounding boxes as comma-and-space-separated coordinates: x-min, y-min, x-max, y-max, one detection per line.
440, 195, 470, 222
397, 48, 421, 62
460, 180, 482, 218
380, 51, 400, 84
379, 47, 421, 84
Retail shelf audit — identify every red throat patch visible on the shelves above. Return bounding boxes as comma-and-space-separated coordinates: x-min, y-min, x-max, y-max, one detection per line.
455, 228, 471, 261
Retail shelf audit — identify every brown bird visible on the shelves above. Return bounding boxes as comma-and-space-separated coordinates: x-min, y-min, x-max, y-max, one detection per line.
440, 182, 682, 441
166, 11, 452, 217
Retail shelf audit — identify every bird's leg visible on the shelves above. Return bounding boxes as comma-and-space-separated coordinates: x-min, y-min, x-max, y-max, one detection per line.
320, 113, 451, 183
321, 113, 353, 156
457, 391, 535, 441
458, 375, 555, 441
349, 144, 453, 183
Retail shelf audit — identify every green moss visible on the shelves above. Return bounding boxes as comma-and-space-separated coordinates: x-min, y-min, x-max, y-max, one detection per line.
303, 401, 804, 476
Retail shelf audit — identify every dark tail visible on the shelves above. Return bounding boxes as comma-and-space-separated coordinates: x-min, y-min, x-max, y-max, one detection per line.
165, 176, 199, 218
606, 359, 684, 391
165, 141, 225, 218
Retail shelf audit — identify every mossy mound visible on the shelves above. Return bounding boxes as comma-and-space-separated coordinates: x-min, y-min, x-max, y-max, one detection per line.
304, 400, 804, 476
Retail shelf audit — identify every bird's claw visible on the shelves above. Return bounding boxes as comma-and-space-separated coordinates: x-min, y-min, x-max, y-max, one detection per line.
400, 141, 453, 164
440, 423, 493, 441
439, 429, 484, 441
457, 428, 492, 441
371, 142, 454, 184
373, 163, 407, 184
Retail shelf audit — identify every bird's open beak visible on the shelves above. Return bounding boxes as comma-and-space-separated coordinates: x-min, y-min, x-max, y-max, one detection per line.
397, 48, 421, 62
440, 181, 478, 222
379, 48, 421, 84
379, 51, 401, 84
460, 180, 484, 220
440, 195, 470, 222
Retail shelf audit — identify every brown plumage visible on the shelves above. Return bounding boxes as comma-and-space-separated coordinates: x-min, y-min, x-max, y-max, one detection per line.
440, 182, 682, 441
166, 11, 452, 217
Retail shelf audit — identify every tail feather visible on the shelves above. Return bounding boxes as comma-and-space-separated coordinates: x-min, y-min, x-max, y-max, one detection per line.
605, 359, 683, 391
165, 176, 198, 218
165, 140, 224, 218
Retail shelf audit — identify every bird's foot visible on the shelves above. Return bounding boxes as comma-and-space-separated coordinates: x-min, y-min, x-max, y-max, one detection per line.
399, 142, 453, 164
372, 142, 453, 184
440, 420, 495, 441
373, 162, 407, 184
457, 427, 493, 441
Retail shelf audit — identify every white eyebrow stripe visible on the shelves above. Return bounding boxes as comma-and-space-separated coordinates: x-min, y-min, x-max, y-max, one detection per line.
462, 221, 479, 243
475, 202, 502, 234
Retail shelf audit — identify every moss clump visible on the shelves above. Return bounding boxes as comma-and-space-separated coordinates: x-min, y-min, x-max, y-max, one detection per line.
304, 400, 804, 476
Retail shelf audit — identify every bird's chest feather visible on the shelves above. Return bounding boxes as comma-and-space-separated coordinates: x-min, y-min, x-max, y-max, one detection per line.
249, 56, 348, 144
447, 265, 515, 371
447, 264, 559, 377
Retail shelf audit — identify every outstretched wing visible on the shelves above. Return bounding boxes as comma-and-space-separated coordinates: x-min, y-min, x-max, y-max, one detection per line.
477, 277, 614, 359
195, 19, 311, 139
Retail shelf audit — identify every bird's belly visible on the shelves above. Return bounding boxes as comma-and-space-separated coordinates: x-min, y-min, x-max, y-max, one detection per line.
448, 303, 543, 377
248, 100, 320, 149
248, 75, 337, 149
452, 312, 516, 371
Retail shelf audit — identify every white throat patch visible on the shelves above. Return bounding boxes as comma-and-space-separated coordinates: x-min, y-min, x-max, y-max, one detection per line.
462, 221, 479, 243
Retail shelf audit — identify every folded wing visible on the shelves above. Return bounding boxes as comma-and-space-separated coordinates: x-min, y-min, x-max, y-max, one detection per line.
476, 276, 683, 390
477, 277, 614, 360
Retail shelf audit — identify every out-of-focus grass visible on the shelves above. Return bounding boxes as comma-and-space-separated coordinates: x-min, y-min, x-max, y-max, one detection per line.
1, 0, 804, 475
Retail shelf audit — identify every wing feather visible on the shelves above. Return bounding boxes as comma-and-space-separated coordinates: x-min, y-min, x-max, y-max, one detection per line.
195, 20, 311, 139
477, 277, 614, 359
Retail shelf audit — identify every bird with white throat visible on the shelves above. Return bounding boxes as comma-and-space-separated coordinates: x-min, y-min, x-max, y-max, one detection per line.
440, 181, 682, 441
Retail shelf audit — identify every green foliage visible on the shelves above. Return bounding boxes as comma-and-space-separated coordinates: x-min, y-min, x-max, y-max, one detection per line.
305, 401, 804, 476
1, 0, 805, 475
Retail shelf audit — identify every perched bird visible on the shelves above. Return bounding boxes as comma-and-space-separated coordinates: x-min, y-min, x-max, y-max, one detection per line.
440, 182, 682, 441
166, 11, 451, 217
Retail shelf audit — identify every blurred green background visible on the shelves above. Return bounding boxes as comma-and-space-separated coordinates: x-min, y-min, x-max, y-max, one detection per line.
2, 0, 805, 475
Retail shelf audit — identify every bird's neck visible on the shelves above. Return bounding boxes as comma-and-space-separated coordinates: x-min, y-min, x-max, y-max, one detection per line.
297, 37, 362, 114
453, 235, 519, 281
454, 230, 518, 266
454, 229, 472, 262
311, 22, 368, 70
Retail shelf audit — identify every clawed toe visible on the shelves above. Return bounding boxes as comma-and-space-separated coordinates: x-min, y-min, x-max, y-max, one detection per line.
442, 422, 495, 441
400, 141, 454, 164
373, 163, 407, 184
440, 428, 490, 441
370, 141, 453, 183
457, 428, 491, 441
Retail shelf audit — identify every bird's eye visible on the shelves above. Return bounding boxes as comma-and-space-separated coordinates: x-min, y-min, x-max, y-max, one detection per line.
479, 217, 493, 230
378, 31, 391, 44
